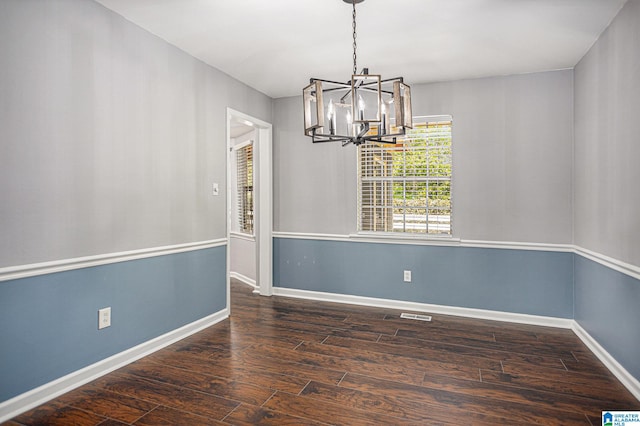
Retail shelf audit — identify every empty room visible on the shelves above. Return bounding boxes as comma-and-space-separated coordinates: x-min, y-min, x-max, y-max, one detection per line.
1, 0, 639, 424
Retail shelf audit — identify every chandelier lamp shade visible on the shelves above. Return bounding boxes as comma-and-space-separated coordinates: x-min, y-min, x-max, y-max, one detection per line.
303, 0, 412, 146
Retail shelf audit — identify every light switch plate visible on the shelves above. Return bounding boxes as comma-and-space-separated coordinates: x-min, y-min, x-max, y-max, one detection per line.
212, 182, 219, 196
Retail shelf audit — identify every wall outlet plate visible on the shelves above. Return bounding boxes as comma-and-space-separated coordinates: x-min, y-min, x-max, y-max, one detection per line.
403, 270, 412, 282
98, 307, 111, 329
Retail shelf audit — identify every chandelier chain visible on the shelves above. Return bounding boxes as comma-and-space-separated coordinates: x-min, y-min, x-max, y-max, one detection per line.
352, 0, 357, 75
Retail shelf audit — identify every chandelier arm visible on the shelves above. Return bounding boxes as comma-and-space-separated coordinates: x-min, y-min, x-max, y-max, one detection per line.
313, 136, 354, 144
357, 123, 369, 138
309, 78, 351, 89
364, 136, 398, 144
381, 76, 404, 83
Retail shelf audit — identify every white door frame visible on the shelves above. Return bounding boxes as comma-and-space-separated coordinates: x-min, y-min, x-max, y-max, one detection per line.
226, 108, 273, 309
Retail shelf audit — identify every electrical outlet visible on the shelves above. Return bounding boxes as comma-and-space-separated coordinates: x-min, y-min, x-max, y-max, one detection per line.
403, 270, 412, 283
98, 307, 111, 329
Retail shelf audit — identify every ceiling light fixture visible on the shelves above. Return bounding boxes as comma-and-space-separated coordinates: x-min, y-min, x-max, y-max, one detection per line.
303, 0, 412, 146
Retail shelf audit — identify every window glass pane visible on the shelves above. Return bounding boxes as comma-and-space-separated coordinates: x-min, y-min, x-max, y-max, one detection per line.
403, 207, 427, 233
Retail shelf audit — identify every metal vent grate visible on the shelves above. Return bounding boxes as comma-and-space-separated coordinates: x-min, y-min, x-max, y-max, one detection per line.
400, 313, 432, 322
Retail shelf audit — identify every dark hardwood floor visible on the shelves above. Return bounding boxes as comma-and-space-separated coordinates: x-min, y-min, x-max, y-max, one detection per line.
5, 279, 639, 425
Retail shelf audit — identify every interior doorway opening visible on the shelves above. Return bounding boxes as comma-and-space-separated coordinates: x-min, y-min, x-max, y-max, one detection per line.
226, 108, 273, 310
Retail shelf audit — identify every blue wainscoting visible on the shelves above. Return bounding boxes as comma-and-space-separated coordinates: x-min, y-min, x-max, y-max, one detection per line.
574, 255, 640, 382
274, 238, 574, 318
0, 246, 226, 403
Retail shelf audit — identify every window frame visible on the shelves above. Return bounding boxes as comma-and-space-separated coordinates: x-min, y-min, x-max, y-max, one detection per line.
233, 140, 254, 236
356, 115, 453, 238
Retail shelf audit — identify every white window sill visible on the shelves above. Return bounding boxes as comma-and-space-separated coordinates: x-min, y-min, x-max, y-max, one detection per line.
349, 232, 460, 246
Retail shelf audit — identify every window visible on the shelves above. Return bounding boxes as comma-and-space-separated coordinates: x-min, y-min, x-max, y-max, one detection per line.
236, 143, 254, 234
358, 116, 452, 235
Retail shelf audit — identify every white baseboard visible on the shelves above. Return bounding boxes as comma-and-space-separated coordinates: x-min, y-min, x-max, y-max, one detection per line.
273, 285, 640, 401
272, 287, 573, 329
230, 271, 257, 289
2, 289, 637, 422
0, 309, 229, 423
572, 322, 640, 401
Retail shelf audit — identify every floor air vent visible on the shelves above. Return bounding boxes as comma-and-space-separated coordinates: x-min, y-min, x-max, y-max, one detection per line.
400, 313, 432, 322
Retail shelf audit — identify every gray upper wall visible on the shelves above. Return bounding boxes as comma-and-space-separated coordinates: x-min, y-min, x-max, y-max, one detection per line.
0, 0, 272, 267
274, 70, 574, 244
574, 0, 640, 267
6, 0, 632, 268
273, 96, 358, 236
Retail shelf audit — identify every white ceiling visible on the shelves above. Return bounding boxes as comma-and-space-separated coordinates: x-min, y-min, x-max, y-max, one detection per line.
95, 0, 627, 99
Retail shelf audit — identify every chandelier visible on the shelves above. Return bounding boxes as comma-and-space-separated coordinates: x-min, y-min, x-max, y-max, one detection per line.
303, 0, 412, 146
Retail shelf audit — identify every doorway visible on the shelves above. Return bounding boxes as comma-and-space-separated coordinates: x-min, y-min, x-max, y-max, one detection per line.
226, 108, 273, 310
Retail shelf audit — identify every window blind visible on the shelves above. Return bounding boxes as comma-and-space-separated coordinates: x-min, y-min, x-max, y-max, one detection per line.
236, 143, 254, 234
358, 117, 452, 235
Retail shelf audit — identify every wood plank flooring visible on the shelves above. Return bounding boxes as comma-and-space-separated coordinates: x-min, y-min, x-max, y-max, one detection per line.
5, 279, 639, 425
